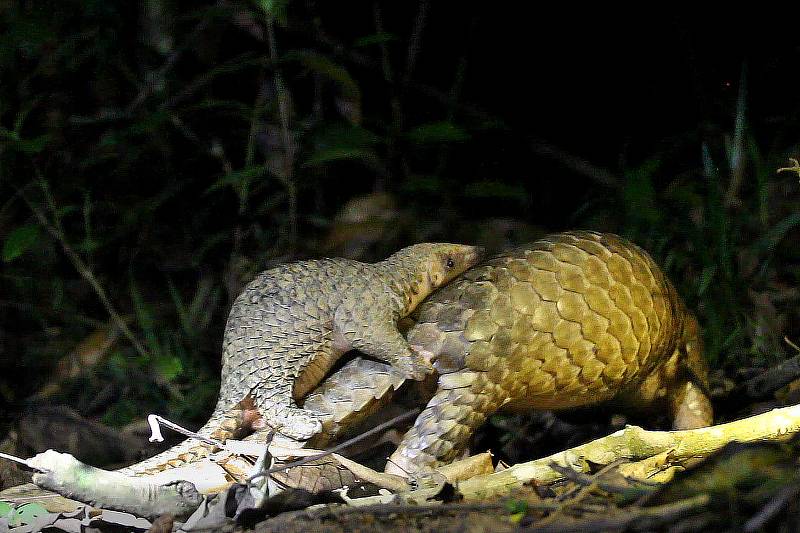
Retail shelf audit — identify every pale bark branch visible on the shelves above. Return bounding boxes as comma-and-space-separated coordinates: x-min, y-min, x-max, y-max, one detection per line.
457, 403, 800, 499
16, 403, 800, 522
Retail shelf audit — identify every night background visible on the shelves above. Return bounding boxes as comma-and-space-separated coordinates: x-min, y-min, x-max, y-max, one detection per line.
2, 1, 800, 528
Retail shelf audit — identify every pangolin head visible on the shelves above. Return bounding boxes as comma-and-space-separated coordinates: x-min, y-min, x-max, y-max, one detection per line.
386, 242, 484, 314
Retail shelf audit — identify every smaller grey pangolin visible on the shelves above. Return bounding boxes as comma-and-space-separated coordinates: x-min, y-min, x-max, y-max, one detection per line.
121, 242, 482, 475
222, 242, 483, 440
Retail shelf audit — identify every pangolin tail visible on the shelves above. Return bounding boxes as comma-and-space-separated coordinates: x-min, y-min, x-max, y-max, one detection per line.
117, 398, 248, 476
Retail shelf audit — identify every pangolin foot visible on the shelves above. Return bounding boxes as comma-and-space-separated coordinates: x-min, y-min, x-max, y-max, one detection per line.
274, 410, 323, 441
394, 348, 435, 381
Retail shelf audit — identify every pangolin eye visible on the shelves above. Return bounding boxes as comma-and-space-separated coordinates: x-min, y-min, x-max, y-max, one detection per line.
446, 257, 455, 269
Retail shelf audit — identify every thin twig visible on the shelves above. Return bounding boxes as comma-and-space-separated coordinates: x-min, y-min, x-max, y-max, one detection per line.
785, 336, 800, 353
0, 180, 33, 219
396, 0, 429, 183
373, 2, 402, 188
245, 75, 268, 172
556, 459, 628, 501
168, 113, 233, 175
530, 138, 620, 188
523, 494, 710, 533
320, 501, 558, 517
402, 0, 429, 88
265, 16, 298, 255
18, 183, 149, 360
435, 54, 467, 180
536, 460, 629, 528
743, 483, 800, 532
146, 414, 224, 448
733, 350, 800, 401
164, 53, 269, 109
303, 15, 498, 124
0, 452, 47, 472
777, 157, 800, 179
126, 16, 211, 115
724, 64, 747, 209
261, 500, 557, 530
372, 3, 394, 85
249, 408, 421, 481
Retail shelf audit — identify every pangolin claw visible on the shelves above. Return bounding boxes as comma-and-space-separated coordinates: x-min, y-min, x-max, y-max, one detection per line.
395, 353, 435, 381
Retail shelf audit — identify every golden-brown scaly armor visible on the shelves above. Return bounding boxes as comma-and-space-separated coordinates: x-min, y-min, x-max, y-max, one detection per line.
385, 231, 712, 475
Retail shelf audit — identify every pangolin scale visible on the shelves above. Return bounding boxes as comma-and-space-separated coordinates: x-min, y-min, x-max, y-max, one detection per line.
122, 231, 712, 485
385, 230, 713, 475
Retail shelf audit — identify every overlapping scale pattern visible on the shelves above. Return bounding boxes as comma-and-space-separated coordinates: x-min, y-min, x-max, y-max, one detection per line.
123, 243, 481, 475
389, 231, 704, 475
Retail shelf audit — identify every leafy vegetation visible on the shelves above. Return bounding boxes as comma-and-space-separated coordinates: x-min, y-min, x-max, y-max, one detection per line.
0, 1, 798, 444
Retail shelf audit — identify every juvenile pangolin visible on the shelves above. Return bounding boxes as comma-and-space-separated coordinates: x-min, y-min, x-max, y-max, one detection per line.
121, 242, 482, 475
382, 230, 713, 476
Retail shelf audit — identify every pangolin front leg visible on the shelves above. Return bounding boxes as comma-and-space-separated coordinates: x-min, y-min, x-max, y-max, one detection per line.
335, 304, 433, 381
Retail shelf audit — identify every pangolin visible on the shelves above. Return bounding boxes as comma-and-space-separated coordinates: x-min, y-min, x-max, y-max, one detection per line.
120, 242, 482, 475
383, 230, 713, 475
123, 231, 712, 485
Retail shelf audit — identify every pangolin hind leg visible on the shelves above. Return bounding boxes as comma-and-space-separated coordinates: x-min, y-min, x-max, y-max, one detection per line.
384, 369, 500, 476
119, 397, 259, 475
384, 371, 714, 477
249, 330, 345, 440
668, 377, 713, 429
669, 316, 714, 430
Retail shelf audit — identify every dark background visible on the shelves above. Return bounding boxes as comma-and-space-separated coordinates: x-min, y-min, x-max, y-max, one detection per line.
1, 1, 799, 463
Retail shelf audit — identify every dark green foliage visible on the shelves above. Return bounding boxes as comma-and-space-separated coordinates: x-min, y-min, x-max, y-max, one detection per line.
0, 2, 798, 451
593, 121, 800, 365
646, 441, 800, 529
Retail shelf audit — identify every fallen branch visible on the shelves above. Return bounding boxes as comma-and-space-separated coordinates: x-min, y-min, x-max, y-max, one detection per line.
28, 450, 202, 520
734, 349, 800, 401
16, 403, 800, 522
457, 403, 800, 499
